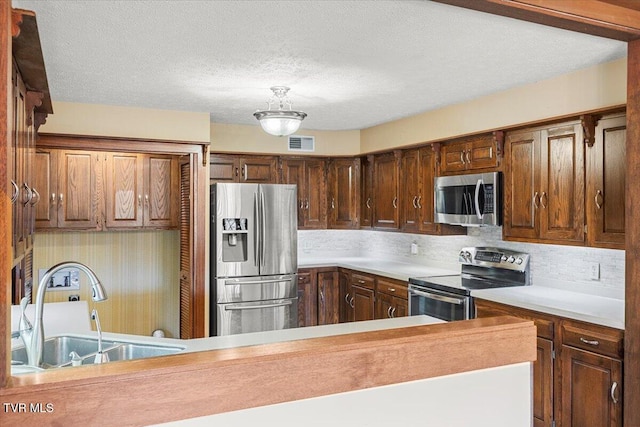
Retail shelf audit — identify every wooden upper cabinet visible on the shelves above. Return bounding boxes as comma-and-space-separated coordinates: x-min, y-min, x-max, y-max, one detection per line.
400, 149, 420, 232
440, 135, 498, 174
328, 157, 360, 229
360, 155, 374, 228
587, 114, 626, 249
33, 149, 57, 229
144, 155, 179, 228
373, 151, 400, 229
504, 121, 585, 245
209, 154, 277, 183
57, 150, 101, 230
280, 157, 327, 229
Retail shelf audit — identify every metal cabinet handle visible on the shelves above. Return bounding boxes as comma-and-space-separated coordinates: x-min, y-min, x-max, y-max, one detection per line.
388, 288, 396, 292
595, 190, 603, 210
460, 151, 465, 164
320, 290, 325, 304
349, 296, 355, 308
392, 197, 397, 209
391, 307, 396, 318
299, 200, 304, 209
344, 293, 351, 304
416, 195, 422, 209
30, 187, 40, 205
412, 196, 418, 209
540, 192, 547, 209
235, 167, 239, 177
22, 183, 33, 205
50, 193, 56, 205
10, 180, 19, 204
138, 194, 143, 207
357, 280, 365, 284
331, 198, 335, 209
579, 337, 600, 346
465, 150, 471, 164
144, 194, 149, 206
533, 192, 540, 209
611, 382, 619, 404
242, 164, 247, 179
387, 306, 393, 318
365, 197, 371, 209
59, 193, 64, 207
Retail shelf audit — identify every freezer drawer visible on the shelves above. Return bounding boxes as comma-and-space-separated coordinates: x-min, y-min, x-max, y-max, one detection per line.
215, 274, 298, 304
215, 298, 298, 336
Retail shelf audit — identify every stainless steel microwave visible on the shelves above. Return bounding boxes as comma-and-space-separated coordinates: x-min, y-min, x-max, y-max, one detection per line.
434, 172, 501, 226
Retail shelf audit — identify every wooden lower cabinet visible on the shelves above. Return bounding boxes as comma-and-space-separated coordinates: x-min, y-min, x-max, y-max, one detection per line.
475, 298, 624, 427
317, 269, 339, 325
297, 269, 317, 327
297, 267, 339, 326
375, 277, 408, 319
352, 284, 375, 322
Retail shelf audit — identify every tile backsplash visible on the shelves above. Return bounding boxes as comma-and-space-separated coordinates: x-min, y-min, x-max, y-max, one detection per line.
299, 227, 625, 300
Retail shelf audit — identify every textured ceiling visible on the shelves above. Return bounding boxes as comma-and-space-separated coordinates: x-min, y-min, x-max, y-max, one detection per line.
13, 0, 627, 131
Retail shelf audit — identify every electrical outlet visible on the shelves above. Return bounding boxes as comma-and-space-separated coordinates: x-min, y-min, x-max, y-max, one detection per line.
410, 242, 418, 255
589, 262, 600, 281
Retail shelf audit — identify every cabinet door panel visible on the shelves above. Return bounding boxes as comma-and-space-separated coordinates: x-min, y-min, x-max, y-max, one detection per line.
106, 153, 143, 228
504, 130, 539, 239
376, 292, 393, 319
318, 270, 339, 325
373, 153, 399, 229
304, 160, 327, 229
560, 346, 622, 427
33, 149, 57, 229
400, 149, 419, 232
209, 155, 238, 182
539, 125, 584, 242
467, 136, 498, 170
280, 159, 305, 227
297, 269, 317, 327
145, 155, 178, 227
328, 158, 359, 229
418, 146, 437, 233
533, 337, 554, 427
360, 155, 373, 228
57, 151, 99, 229
588, 115, 626, 248
352, 285, 375, 322
240, 157, 277, 183
440, 142, 467, 173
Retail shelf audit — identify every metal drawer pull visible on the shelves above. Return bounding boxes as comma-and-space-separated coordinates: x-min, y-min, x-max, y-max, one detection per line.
465, 150, 471, 164
357, 280, 365, 284
331, 198, 335, 209
460, 151, 465, 164
388, 288, 396, 292
225, 300, 292, 311
392, 197, 397, 209
387, 306, 393, 318
365, 197, 371, 209
533, 192, 539, 209
540, 191, 547, 209
416, 196, 422, 209
611, 382, 619, 404
344, 293, 351, 304
579, 337, 600, 346
11, 180, 19, 203
595, 190, 603, 210
412, 196, 418, 209
391, 307, 396, 318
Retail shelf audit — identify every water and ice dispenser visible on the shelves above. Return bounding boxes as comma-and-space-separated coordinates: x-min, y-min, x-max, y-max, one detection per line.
221, 218, 248, 262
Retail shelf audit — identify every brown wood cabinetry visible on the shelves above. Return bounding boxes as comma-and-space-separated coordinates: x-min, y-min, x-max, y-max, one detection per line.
372, 151, 400, 229
297, 267, 339, 327
209, 154, 277, 183
360, 155, 373, 228
475, 298, 624, 427
440, 134, 498, 174
105, 153, 179, 229
348, 271, 376, 322
327, 157, 360, 229
339, 269, 353, 323
375, 277, 407, 319
504, 122, 585, 245
586, 114, 626, 249
281, 158, 327, 229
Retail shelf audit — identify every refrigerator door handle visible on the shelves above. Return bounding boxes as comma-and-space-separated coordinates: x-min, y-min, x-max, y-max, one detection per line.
260, 191, 267, 269
254, 192, 260, 267
224, 300, 293, 311
225, 277, 293, 285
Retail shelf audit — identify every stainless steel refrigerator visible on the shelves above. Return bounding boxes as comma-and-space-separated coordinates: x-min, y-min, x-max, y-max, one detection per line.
210, 183, 298, 336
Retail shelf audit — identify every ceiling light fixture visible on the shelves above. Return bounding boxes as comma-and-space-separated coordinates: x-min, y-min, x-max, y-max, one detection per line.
253, 86, 307, 137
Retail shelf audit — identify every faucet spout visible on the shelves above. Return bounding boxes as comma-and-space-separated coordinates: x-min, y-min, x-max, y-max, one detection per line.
26, 262, 108, 367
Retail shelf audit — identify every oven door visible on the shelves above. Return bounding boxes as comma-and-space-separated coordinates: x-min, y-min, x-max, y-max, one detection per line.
408, 285, 471, 321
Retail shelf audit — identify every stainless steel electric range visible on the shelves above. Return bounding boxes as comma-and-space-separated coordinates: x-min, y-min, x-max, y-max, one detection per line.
408, 247, 531, 321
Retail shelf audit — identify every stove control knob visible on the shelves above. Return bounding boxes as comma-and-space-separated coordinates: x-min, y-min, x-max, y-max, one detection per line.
515, 257, 523, 265
507, 256, 516, 263
464, 251, 471, 261
501, 255, 508, 262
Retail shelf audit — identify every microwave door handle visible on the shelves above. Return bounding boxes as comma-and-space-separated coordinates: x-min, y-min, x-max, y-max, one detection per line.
410, 289, 466, 305
474, 179, 483, 220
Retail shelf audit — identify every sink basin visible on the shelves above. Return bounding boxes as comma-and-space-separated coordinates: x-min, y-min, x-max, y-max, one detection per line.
11, 335, 185, 370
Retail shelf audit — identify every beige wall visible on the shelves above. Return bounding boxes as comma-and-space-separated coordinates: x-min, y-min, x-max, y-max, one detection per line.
210, 122, 361, 156
360, 58, 627, 153
40, 101, 211, 143
34, 231, 180, 338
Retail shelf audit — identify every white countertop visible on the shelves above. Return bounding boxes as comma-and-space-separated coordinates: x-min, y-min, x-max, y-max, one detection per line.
299, 256, 625, 330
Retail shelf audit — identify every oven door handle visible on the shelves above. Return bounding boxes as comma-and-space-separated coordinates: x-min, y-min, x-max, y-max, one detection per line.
410, 288, 466, 305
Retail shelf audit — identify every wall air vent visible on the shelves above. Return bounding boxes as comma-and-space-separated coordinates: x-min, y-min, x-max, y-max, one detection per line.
288, 135, 315, 152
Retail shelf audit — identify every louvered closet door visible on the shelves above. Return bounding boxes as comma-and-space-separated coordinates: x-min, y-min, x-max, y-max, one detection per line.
179, 161, 193, 339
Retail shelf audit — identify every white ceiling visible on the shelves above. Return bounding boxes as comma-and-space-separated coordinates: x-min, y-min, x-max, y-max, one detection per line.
13, 0, 627, 131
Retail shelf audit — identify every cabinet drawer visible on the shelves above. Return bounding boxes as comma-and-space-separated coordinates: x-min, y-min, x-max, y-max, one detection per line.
377, 278, 407, 298
561, 320, 623, 359
297, 271, 312, 285
351, 273, 375, 290
474, 299, 554, 340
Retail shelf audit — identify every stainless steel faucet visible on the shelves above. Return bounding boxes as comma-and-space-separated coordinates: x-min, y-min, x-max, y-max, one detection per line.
20, 261, 108, 367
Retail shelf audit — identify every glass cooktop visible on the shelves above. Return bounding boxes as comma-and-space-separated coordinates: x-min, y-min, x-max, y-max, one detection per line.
409, 273, 526, 296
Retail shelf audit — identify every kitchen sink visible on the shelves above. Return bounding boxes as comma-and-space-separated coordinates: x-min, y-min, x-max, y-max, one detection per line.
11, 335, 185, 370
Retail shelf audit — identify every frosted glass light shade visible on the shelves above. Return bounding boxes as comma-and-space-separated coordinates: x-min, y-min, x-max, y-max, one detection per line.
253, 86, 307, 137
256, 114, 304, 137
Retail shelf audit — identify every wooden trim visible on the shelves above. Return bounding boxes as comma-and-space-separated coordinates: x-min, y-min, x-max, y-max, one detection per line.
191, 150, 207, 337
1, 0, 11, 390
0, 317, 535, 426
431, 0, 640, 41
37, 133, 209, 154
625, 37, 640, 427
